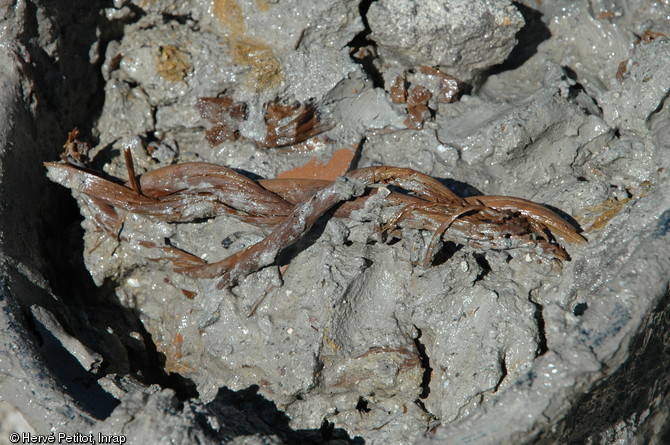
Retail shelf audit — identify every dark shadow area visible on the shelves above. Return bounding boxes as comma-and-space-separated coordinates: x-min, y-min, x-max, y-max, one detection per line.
348, 136, 365, 172
87, 144, 123, 172
0, 0, 199, 423
346, 0, 384, 89
431, 241, 463, 267
18, 0, 113, 282
562, 65, 604, 116
413, 328, 432, 400
30, 310, 120, 419
232, 167, 265, 181
202, 386, 365, 444
484, 2, 551, 78
543, 204, 586, 236
573, 302, 588, 317
38, 0, 199, 399
436, 177, 483, 198
531, 302, 548, 356
652, 209, 670, 240
532, 293, 670, 444
44, 206, 200, 402
472, 253, 491, 283
356, 396, 372, 413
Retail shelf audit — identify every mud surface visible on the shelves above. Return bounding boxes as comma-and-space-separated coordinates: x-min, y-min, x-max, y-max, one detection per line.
1, 1, 670, 444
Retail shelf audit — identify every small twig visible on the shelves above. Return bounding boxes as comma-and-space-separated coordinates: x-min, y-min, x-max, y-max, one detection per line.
424, 204, 488, 266
247, 264, 290, 317
124, 148, 142, 196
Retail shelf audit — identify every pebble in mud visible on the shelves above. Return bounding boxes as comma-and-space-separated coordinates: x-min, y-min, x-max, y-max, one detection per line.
367, 0, 524, 85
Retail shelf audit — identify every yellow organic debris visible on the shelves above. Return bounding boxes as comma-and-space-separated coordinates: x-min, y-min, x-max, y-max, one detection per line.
580, 197, 631, 231
213, 0, 246, 35
231, 38, 283, 90
212, 0, 283, 91
156, 45, 192, 82
254, 0, 271, 12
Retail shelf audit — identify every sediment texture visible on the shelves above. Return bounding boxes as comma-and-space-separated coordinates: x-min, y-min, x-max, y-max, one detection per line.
1, 1, 669, 444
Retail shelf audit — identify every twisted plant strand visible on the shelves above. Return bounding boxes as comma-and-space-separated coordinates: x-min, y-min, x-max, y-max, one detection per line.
45, 134, 585, 287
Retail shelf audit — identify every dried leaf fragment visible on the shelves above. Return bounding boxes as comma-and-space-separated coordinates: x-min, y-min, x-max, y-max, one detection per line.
197, 97, 248, 147
259, 100, 333, 148
60, 128, 90, 167
616, 60, 628, 82
390, 76, 407, 104
404, 85, 432, 130
638, 30, 668, 43
197, 96, 247, 123
419, 65, 462, 103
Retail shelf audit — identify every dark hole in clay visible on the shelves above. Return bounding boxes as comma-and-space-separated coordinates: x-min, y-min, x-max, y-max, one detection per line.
574, 302, 589, 316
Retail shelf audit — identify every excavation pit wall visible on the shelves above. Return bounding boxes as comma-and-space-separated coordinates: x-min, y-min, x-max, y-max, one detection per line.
1, 1, 670, 444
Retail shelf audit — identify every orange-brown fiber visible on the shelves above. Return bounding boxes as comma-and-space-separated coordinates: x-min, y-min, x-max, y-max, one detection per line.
45, 149, 585, 288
